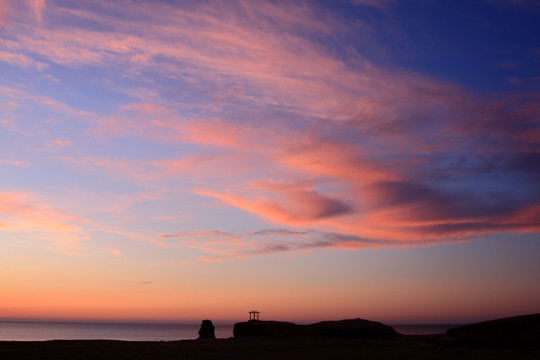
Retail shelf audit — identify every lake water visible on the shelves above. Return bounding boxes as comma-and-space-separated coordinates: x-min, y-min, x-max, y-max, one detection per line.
0, 321, 460, 341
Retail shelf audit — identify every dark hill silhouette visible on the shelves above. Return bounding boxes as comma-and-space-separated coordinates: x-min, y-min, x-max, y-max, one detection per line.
233, 318, 399, 339
446, 313, 540, 347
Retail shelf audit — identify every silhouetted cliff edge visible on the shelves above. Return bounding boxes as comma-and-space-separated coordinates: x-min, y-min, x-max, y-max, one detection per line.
233, 318, 399, 339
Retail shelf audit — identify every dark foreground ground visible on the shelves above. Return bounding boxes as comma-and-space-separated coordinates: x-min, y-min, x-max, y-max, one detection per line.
1, 335, 539, 360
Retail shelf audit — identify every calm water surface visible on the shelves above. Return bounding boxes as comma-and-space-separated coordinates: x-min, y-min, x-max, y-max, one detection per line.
0, 321, 233, 341
392, 324, 463, 335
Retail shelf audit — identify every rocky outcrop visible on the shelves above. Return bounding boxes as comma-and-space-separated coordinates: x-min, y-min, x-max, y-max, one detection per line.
233, 318, 399, 339
197, 319, 216, 340
446, 313, 540, 348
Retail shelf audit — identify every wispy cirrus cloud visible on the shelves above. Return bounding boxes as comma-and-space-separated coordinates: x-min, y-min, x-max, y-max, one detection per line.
30, 0, 46, 24
0, 192, 87, 250
105, 247, 122, 257
0, 0, 10, 28
1, 0, 538, 261
0, 159, 29, 167
164, 228, 404, 262
0, 49, 48, 70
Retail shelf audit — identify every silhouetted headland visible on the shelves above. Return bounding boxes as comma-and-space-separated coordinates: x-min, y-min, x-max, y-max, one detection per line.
445, 313, 540, 348
233, 318, 399, 339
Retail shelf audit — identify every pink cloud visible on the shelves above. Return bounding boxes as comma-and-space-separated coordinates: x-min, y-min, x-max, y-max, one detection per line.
56, 151, 256, 185
0, 159, 29, 167
0, 192, 88, 249
167, 228, 405, 262
453, 94, 540, 154
0, 1, 10, 27
43, 138, 72, 150
91, 102, 291, 153
101, 191, 165, 214
274, 137, 398, 185
160, 230, 232, 239
105, 247, 122, 256
195, 190, 310, 226
159, 228, 310, 262
159, 230, 255, 253
502, 203, 540, 230
0, 85, 96, 121
71, 94, 540, 252
2, 0, 463, 127
0, 50, 48, 70
196, 170, 540, 249
30, 0, 46, 24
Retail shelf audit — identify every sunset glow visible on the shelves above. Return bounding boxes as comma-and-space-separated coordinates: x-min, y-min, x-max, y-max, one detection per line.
1, 0, 539, 324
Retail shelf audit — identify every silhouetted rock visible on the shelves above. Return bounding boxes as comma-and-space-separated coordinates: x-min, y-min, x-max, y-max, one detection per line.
446, 313, 540, 348
197, 319, 216, 340
233, 318, 399, 339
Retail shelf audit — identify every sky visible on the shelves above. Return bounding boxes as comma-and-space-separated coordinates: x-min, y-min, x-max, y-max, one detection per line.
1, 0, 539, 324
